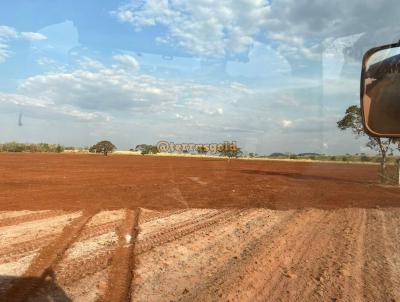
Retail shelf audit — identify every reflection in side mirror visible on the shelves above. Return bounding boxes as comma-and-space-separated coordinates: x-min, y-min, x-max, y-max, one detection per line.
361, 42, 400, 137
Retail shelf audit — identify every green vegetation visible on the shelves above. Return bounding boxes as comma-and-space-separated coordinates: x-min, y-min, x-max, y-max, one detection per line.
140, 145, 159, 155
89, 140, 116, 156
197, 146, 208, 155
131, 144, 159, 155
0, 142, 65, 153
337, 105, 400, 183
266, 152, 400, 163
218, 144, 242, 158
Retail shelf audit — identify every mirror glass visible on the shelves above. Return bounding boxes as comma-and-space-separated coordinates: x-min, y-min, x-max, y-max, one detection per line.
362, 46, 400, 136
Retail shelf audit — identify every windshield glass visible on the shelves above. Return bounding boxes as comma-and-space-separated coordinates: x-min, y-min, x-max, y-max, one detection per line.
1, 2, 400, 302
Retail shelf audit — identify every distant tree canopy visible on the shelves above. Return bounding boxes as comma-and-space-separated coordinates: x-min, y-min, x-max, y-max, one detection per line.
0, 142, 64, 153
218, 144, 242, 158
133, 144, 159, 155
89, 140, 116, 156
134, 144, 149, 151
197, 146, 208, 154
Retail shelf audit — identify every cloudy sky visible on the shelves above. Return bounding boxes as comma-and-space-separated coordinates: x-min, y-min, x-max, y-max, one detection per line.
0, 0, 399, 154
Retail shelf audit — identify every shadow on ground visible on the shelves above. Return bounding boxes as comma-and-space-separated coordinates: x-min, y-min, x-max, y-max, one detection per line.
0, 271, 71, 302
240, 169, 373, 185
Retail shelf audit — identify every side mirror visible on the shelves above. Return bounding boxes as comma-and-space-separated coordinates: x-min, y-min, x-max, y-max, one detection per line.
361, 41, 400, 137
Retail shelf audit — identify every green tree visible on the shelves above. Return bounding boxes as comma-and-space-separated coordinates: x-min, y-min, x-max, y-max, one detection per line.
55, 144, 64, 153
197, 146, 208, 155
337, 105, 394, 182
90, 140, 116, 156
140, 145, 158, 155
218, 143, 242, 158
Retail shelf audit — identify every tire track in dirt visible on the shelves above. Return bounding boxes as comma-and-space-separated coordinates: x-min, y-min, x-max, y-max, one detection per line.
379, 209, 400, 300
139, 209, 188, 224
2, 207, 400, 301
138, 209, 218, 238
0, 210, 47, 220
336, 208, 366, 302
139, 208, 249, 255
55, 250, 115, 284
78, 220, 123, 241
264, 209, 366, 301
181, 209, 317, 302
247, 209, 369, 302
133, 209, 292, 302
362, 209, 400, 302
0, 236, 55, 263
0, 210, 63, 228
28, 211, 126, 301
384, 209, 400, 300
183, 209, 322, 302
99, 208, 140, 302
0, 219, 121, 264
3, 210, 97, 302
261, 211, 337, 301
136, 209, 241, 254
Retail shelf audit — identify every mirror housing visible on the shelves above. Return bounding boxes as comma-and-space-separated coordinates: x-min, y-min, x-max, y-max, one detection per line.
361, 41, 400, 137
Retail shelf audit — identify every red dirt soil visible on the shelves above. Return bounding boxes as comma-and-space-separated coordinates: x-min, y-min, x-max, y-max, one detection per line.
1, 208, 400, 302
1, 153, 400, 301
0, 153, 399, 211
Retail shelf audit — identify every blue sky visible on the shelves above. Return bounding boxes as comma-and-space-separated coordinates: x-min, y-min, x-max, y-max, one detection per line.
0, 0, 399, 154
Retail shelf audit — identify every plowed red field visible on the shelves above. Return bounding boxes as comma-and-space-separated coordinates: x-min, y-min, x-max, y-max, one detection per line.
0, 153, 399, 210
0, 153, 399, 301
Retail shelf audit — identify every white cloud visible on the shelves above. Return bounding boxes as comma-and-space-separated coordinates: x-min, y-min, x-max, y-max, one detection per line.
0, 26, 18, 39
0, 26, 18, 63
112, 54, 139, 70
0, 25, 48, 63
281, 119, 293, 128
112, 0, 400, 64
112, 0, 271, 58
78, 57, 105, 70
0, 43, 11, 63
20, 32, 47, 41
10, 57, 251, 124
184, 99, 225, 116
175, 113, 193, 121
0, 92, 108, 121
265, 0, 400, 62
19, 68, 173, 112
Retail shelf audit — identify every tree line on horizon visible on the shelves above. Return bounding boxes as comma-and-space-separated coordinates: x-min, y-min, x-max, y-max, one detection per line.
132, 143, 243, 157
0, 142, 65, 153
2, 106, 400, 183
1, 137, 398, 165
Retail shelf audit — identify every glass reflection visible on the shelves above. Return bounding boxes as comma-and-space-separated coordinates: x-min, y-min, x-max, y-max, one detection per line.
364, 47, 400, 134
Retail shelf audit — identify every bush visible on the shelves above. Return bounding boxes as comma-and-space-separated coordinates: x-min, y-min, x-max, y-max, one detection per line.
360, 155, 370, 162
0, 142, 66, 153
141, 145, 159, 155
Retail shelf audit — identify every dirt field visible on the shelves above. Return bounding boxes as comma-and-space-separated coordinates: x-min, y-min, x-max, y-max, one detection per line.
0, 153, 399, 301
